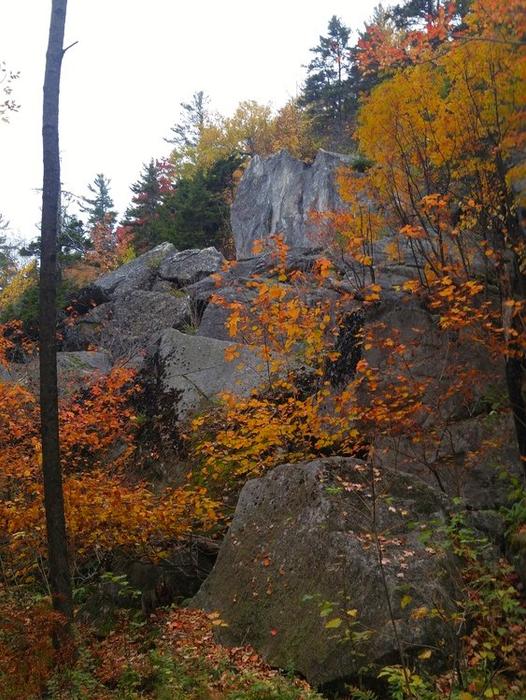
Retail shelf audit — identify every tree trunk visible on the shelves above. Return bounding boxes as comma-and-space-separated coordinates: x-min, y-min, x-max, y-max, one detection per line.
506, 253, 526, 480
40, 0, 73, 623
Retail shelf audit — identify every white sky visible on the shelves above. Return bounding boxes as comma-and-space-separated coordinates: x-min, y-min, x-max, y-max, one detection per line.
0, 0, 382, 242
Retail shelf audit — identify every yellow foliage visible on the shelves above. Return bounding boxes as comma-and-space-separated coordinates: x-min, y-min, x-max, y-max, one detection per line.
189, 238, 364, 484
0, 261, 37, 318
171, 99, 317, 178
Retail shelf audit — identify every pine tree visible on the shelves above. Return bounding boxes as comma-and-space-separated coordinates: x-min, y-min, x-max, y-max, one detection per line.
168, 153, 243, 252
0, 60, 19, 122
20, 209, 89, 265
80, 173, 116, 228
0, 218, 18, 294
299, 16, 356, 148
389, 0, 471, 29
122, 159, 175, 252
166, 90, 210, 150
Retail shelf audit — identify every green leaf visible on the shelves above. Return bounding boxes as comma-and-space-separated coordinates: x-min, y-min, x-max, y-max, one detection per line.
320, 601, 334, 617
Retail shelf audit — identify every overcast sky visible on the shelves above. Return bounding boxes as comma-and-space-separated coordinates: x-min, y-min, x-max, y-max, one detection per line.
0, 0, 382, 242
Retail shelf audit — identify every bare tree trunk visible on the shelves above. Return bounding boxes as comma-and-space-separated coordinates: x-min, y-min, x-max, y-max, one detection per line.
40, 0, 73, 623
506, 253, 526, 481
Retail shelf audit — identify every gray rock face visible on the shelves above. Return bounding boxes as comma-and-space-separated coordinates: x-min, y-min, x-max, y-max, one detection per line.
158, 247, 225, 287
189, 245, 331, 340
194, 457, 458, 687
89, 242, 176, 300
80, 538, 219, 620
231, 149, 352, 258
0, 363, 14, 384
66, 289, 191, 363
196, 284, 342, 345
197, 286, 256, 342
375, 413, 520, 510
8, 351, 112, 396
357, 275, 516, 509
152, 328, 269, 418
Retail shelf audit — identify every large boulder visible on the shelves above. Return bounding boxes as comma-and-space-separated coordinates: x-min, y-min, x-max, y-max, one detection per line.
196, 286, 252, 342
149, 328, 269, 418
231, 150, 352, 258
85, 242, 176, 301
66, 289, 191, 362
158, 247, 225, 287
194, 457, 459, 687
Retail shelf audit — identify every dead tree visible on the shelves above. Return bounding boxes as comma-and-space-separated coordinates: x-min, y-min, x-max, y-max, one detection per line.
40, 0, 73, 623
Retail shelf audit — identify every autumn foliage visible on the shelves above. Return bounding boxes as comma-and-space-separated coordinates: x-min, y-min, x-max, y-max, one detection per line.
1, 0, 525, 696
0, 326, 219, 587
188, 237, 365, 486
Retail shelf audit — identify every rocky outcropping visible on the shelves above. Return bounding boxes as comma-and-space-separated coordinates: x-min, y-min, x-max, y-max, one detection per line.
67, 289, 191, 363
231, 149, 352, 258
87, 242, 177, 301
158, 247, 225, 287
194, 457, 459, 686
57, 230, 518, 509
147, 328, 270, 418
1, 350, 112, 396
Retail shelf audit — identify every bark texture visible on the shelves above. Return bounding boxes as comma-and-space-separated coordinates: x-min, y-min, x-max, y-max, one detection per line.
39, 0, 73, 621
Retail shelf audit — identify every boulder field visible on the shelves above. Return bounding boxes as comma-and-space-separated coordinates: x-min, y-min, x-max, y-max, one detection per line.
5, 149, 523, 687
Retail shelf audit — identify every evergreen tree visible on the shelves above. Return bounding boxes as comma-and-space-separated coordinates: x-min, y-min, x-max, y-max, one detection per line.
390, 0, 471, 29
20, 210, 89, 264
121, 154, 242, 254
80, 173, 116, 228
122, 159, 175, 252
0, 60, 19, 123
0, 217, 18, 294
165, 90, 210, 149
167, 153, 243, 252
299, 16, 356, 148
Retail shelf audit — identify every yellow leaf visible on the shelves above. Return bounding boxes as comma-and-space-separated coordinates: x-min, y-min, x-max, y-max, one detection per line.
400, 594, 412, 609
418, 648, 432, 659
325, 617, 342, 629
411, 606, 429, 620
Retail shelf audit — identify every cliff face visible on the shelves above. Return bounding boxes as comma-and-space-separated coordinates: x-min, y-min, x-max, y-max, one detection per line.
231, 149, 352, 258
